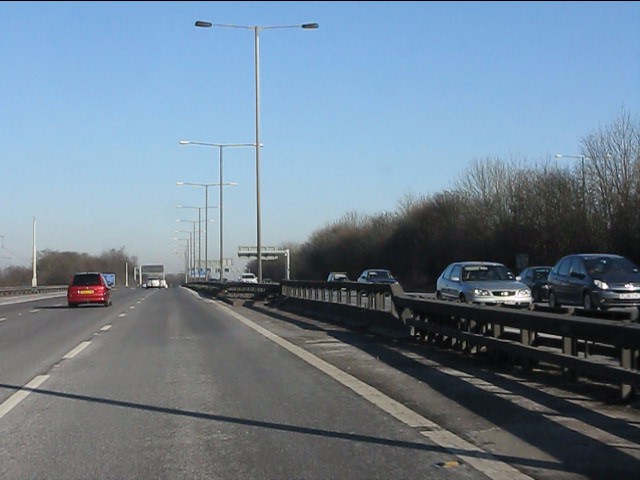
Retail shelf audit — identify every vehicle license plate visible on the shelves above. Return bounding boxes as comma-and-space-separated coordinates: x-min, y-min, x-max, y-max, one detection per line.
80, 289, 94, 294
620, 293, 640, 299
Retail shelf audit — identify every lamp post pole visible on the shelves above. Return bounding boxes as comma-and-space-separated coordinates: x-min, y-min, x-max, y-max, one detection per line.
176, 204, 217, 278
176, 219, 199, 280
555, 153, 589, 212
177, 180, 230, 280
180, 141, 251, 281
31, 216, 37, 288
173, 234, 191, 282
193, 20, 318, 282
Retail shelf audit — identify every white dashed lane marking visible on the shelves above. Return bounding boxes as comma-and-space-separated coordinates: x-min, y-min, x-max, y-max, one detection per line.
62, 341, 92, 359
0, 375, 50, 420
0, 321, 115, 423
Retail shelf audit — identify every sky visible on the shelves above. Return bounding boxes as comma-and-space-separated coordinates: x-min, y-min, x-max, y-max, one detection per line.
1, 1, 639, 275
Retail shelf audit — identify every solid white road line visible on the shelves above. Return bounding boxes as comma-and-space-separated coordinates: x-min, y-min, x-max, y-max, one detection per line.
213, 301, 534, 480
0, 375, 50, 420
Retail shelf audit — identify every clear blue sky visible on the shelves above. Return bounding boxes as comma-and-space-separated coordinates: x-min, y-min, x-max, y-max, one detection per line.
1, 1, 638, 275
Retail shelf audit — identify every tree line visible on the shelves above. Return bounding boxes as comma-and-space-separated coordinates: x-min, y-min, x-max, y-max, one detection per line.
0, 247, 138, 287
4, 110, 637, 291
262, 109, 640, 290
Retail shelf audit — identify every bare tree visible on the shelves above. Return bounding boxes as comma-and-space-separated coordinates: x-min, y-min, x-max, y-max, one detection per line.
583, 108, 640, 255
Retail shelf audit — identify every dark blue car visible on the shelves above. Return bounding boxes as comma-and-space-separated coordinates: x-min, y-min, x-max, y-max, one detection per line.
547, 254, 640, 310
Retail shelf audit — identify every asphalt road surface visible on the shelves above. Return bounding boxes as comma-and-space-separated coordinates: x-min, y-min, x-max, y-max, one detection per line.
0, 286, 638, 479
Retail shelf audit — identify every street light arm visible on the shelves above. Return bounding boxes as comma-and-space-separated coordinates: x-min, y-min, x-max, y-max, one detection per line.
178, 180, 233, 188
177, 205, 219, 209
555, 152, 612, 160
180, 140, 261, 148
555, 153, 588, 160
195, 21, 318, 30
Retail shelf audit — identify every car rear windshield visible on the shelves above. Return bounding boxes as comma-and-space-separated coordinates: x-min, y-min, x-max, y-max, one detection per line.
370, 270, 392, 279
71, 274, 102, 286
533, 268, 551, 279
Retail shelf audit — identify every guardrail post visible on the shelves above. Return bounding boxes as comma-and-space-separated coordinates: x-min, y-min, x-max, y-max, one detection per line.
562, 336, 578, 381
486, 323, 502, 362
521, 329, 532, 371
414, 313, 426, 342
493, 324, 502, 338
620, 348, 636, 401
457, 317, 467, 352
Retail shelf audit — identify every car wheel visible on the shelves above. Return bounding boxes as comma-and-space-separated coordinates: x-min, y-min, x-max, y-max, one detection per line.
549, 291, 560, 308
458, 294, 467, 303
583, 293, 596, 311
68, 303, 77, 308
436, 291, 442, 300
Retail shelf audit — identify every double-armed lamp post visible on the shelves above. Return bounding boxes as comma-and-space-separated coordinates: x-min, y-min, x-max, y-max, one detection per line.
192, 20, 318, 282
176, 204, 217, 276
179, 141, 252, 281
173, 233, 191, 282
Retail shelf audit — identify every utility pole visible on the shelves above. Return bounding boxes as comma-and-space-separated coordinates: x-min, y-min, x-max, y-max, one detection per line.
31, 217, 37, 288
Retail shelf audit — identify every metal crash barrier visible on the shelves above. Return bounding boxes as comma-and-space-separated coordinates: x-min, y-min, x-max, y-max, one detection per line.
181, 279, 639, 400
0, 285, 67, 296
276, 280, 640, 401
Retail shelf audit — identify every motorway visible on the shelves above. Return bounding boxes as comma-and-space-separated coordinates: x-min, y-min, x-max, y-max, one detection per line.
0, 287, 639, 479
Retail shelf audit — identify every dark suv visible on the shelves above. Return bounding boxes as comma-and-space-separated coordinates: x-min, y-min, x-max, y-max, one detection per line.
547, 254, 640, 310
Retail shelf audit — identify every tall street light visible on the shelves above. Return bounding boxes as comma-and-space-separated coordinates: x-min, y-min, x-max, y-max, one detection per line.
177, 181, 228, 281
555, 152, 612, 220
177, 205, 202, 272
555, 153, 589, 209
179, 140, 253, 282
176, 204, 218, 276
176, 219, 199, 279
173, 234, 191, 282
194, 20, 319, 282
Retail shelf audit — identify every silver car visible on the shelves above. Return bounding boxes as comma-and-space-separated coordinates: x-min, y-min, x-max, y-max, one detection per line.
436, 261, 532, 307
327, 272, 350, 282
239, 272, 258, 284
